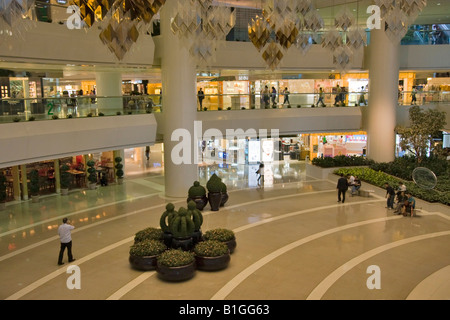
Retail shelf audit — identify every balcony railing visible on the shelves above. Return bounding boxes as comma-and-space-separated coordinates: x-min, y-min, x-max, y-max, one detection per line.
0, 91, 448, 124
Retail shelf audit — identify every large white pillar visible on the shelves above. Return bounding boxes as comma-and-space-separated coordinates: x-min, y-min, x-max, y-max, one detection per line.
161, 0, 198, 198
367, 28, 400, 163
95, 72, 123, 115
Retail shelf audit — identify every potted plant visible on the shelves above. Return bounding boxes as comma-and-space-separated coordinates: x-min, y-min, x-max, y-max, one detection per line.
159, 203, 177, 247
156, 249, 196, 282
86, 160, 97, 190
203, 228, 237, 254
134, 227, 163, 243
129, 239, 167, 271
194, 240, 230, 271
0, 173, 7, 210
169, 207, 195, 251
206, 173, 223, 211
220, 181, 228, 207
29, 169, 40, 203
187, 200, 203, 244
187, 181, 208, 211
115, 157, 124, 184
60, 164, 72, 195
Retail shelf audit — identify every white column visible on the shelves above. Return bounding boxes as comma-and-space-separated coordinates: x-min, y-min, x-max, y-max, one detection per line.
95, 72, 123, 115
367, 29, 400, 163
160, 0, 198, 198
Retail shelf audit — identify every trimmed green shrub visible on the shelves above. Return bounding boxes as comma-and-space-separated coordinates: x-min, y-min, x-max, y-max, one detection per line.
157, 249, 195, 267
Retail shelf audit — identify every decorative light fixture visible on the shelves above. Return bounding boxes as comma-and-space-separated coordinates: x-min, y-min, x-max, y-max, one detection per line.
374, 0, 428, 44
249, 0, 323, 70
0, 0, 36, 39
171, 0, 236, 67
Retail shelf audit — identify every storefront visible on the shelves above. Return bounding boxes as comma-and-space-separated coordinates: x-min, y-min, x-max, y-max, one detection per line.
0, 151, 118, 203
308, 132, 368, 159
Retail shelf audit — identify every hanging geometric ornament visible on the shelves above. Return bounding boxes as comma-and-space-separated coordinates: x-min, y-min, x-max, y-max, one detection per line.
373, 0, 396, 18
262, 42, 284, 71
295, 31, 314, 55
276, 18, 299, 50
401, 0, 427, 23
0, 0, 36, 38
248, 16, 271, 52
190, 36, 216, 67
333, 45, 353, 74
303, 10, 324, 32
384, 5, 409, 43
297, 0, 313, 16
171, 2, 200, 38
71, 0, 115, 28
322, 29, 343, 52
334, 8, 355, 32
346, 27, 367, 50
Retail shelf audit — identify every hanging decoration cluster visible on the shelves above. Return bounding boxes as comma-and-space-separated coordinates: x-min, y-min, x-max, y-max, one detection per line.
0, 0, 36, 39
170, 0, 236, 67
71, 0, 166, 60
374, 0, 427, 43
248, 0, 324, 71
321, 6, 367, 74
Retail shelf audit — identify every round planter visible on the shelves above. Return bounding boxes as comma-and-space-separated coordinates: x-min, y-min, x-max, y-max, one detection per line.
187, 195, 208, 211
171, 237, 194, 251
88, 183, 96, 190
61, 188, 69, 196
225, 239, 237, 254
117, 177, 124, 185
220, 192, 229, 207
195, 253, 230, 271
156, 261, 196, 282
129, 254, 158, 271
0, 202, 6, 210
208, 192, 222, 211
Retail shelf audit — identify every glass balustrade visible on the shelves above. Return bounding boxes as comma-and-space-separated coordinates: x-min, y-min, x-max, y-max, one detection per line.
0, 91, 448, 123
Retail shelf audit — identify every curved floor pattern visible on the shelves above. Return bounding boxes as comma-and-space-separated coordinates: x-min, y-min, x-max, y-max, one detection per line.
0, 161, 449, 300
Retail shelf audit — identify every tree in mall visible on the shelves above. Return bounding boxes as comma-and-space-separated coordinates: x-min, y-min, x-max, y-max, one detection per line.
396, 105, 447, 163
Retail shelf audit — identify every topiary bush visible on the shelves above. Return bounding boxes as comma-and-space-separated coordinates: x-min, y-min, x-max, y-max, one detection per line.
194, 240, 229, 257
0, 173, 7, 203
115, 157, 124, 179
129, 239, 166, 257
157, 249, 195, 267
206, 173, 223, 193
60, 164, 72, 190
160, 203, 177, 233
134, 227, 164, 243
87, 160, 97, 184
188, 181, 206, 198
203, 228, 235, 242
29, 169, 40, 196
169, 207, 195, 239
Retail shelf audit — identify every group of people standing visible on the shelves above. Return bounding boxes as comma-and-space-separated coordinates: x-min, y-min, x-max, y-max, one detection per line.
336, 175, 416, 217
385, 182, 416, 216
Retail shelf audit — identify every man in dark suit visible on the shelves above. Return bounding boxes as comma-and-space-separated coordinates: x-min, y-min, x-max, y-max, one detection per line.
337, 174, 349, 203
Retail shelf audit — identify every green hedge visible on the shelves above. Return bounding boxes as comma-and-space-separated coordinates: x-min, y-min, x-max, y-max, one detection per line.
312, 155, 374, 168
334, 167, 450, 206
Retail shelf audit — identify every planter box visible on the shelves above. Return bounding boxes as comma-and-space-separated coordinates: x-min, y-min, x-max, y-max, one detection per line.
305, 163, 370, 180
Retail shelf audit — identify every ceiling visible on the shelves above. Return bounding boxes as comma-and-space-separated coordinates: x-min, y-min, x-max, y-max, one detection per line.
0, 0, 449, 81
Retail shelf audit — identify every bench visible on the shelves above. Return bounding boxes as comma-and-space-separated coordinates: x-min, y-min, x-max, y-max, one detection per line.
358, 189, 375, 197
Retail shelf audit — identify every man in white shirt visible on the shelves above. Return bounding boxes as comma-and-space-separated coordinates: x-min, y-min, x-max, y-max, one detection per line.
57, 218, 75, 266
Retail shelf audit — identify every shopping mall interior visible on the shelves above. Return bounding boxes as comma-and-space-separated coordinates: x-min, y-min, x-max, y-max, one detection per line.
0, 0, 449, 302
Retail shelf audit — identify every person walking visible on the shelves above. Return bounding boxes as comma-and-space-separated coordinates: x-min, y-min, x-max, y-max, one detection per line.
358, 86, 366, 106
263, 86, 270, 109
316, 86, 325, 107
271, 87, 277, 107
385, 182, 396, 209
57, 218, 75, 266
256, 163, 265, 187
283, 87, 290, 106
198, 88, 205, 110
336, 173, 349, 203
411, 86, 417, 105
145, 146, 150, 160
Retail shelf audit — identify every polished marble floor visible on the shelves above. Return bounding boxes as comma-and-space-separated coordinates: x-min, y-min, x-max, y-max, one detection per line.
0, 158, 449, 301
